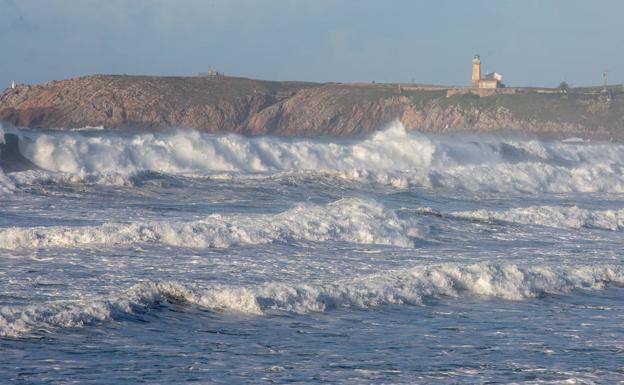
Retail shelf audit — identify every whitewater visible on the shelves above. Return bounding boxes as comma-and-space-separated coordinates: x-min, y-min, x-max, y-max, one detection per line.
1, 122, 623, 384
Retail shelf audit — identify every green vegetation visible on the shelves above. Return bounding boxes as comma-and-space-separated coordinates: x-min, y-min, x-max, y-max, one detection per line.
99, 75, 319, 105
403, 89, 447, 107
334, 84, 398, 102
441, 89, 624, 123
332, 84, 446, 107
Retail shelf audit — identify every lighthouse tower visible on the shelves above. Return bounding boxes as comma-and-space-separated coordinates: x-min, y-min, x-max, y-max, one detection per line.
471, 55, 481, 87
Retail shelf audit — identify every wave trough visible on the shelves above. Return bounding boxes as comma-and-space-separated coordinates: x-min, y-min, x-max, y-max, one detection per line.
0, 126, 16, 193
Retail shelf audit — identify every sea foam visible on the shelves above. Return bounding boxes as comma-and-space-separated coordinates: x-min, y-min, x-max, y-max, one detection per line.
451, 206, 624, 231
2, 263, 622, 337
0, 166, 13, 194
9, 122, 624, 193
0, 198, 421, 249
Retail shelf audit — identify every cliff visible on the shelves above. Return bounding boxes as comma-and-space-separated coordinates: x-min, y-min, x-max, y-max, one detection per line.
1, 75, 623, 139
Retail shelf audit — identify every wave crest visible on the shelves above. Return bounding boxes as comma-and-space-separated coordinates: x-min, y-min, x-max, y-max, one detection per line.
0, 198, 421, 249
8, 122, 624, 193
451, 206, 624, 231
2, 263, 622, 337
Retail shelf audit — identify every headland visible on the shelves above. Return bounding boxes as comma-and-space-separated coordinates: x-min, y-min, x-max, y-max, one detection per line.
1, 74, 623, 139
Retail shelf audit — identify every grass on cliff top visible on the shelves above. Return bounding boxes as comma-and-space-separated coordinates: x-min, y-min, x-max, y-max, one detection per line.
97, 75, 320, 104
333, 84, 446, 106
441, 91, 623, 122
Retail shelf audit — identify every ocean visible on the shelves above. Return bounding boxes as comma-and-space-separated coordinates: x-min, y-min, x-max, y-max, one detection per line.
0, 122, 623, 384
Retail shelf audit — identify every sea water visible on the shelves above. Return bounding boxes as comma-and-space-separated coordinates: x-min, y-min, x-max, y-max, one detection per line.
0, 122, 623, 384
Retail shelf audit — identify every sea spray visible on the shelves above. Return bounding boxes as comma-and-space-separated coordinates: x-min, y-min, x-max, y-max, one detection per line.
10, 122, 624, 193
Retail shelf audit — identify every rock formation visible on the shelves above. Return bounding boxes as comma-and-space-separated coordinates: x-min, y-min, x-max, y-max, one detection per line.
1, 75, 623, 139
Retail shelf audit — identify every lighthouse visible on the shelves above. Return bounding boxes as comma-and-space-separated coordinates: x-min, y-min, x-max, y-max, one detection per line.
471, 55, 503, 89
471, 55, 481, 87
11, 80, 15, 89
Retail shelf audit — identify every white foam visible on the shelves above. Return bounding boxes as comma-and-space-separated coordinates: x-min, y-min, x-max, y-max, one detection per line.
0, 198, 421, 249
2, 263, 622, 337
0, 282, 165, 337
451, 206, 624, 231
17, 123, 434, 175
10, 122, 624, 193
0, 170, 12, 194
67, 125, 105, 131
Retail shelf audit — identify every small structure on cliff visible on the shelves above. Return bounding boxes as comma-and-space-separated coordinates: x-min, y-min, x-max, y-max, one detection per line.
11, 80, 15, 89
198, 69, 222, 77
471, 55, 503, 89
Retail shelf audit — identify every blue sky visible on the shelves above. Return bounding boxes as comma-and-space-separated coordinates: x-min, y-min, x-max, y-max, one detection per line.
1, 0, 623, 88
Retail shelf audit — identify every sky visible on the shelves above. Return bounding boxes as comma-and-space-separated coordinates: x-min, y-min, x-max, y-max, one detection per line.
1, 0, 623, 88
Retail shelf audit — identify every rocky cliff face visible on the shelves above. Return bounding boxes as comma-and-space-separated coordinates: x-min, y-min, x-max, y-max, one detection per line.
1, 75, 623, 139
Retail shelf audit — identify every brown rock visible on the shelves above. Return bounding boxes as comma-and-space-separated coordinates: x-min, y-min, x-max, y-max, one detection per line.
1, 75, 623, 140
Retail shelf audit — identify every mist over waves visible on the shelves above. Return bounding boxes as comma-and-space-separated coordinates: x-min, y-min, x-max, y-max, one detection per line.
2, 121, 624, 194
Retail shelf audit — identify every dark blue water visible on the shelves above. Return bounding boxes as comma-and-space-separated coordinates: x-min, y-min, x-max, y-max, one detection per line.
1, 124, 623, 384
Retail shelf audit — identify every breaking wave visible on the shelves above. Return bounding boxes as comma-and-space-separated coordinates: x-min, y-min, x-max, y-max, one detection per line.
0, 126, 16, 194
7, 121, 624, 193
2, 263, 622, 337
450, 206, 624, 231
0, 198, 421, 249
0, 167, 14, 195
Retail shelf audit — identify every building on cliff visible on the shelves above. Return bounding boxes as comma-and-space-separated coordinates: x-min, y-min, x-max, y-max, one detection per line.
471, 55, 504, 89
198, 69, 221, 77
